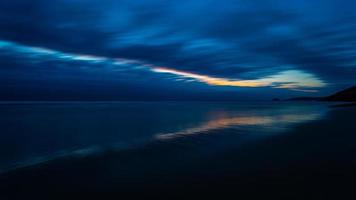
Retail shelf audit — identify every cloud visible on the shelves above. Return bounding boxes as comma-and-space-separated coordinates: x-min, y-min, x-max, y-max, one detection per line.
152, 67, 325, 91
0, 39, 325, 93
1, 0, 356, 98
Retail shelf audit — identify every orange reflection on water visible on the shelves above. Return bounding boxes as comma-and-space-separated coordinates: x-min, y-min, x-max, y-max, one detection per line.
155, 112, 322, 140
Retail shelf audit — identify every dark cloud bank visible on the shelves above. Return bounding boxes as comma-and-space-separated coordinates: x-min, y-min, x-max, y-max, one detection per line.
1, 0, 356, 100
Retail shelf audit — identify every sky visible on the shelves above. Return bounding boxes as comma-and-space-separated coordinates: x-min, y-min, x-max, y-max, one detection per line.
1, 0, 356, 101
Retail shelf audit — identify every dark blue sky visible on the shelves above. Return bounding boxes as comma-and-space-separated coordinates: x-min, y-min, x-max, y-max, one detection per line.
1, 0, 356, 100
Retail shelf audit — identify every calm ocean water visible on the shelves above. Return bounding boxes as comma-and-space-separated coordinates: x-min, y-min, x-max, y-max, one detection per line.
0, 101, 329, 172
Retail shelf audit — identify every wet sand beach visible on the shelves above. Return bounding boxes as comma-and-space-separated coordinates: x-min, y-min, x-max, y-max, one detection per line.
0, 104, 355, 199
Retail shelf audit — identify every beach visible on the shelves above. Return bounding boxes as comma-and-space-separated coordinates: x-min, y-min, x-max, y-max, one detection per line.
0, 102, 355, 199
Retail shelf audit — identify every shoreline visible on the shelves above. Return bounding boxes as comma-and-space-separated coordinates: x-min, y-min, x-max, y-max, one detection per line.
1, 107, 356, 199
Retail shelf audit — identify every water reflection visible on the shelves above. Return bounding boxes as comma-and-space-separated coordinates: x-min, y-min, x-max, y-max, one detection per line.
155, 111, 324, 140
0, 102, 328, 172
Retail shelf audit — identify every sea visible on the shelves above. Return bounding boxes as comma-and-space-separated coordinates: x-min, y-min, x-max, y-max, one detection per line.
0, 101, 328, 172
1, 101, 356, 198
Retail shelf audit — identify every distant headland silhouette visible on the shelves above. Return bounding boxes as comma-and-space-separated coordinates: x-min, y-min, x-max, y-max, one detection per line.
288, 86, 356, 103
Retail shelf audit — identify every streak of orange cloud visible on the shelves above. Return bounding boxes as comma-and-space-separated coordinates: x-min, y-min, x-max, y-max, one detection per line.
152, 67, 270, 87
151, 67, 326, 91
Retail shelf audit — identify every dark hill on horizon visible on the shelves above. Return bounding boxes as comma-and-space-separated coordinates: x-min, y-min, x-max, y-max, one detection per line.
325, 86, 356, 102
289, 86, 356, 102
